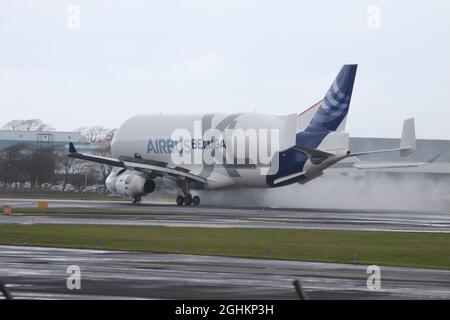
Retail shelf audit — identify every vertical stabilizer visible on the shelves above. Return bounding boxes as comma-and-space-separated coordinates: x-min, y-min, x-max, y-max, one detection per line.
299, 64, 357, 132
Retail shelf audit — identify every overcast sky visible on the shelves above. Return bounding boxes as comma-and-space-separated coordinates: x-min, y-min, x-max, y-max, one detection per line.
1, 0, 449, 138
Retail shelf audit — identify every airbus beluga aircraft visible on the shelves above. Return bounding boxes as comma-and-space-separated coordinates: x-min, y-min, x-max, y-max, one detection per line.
68, 64, 416, 205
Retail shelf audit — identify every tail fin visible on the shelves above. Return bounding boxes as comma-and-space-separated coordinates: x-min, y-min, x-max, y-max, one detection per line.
300, 64, 357, 132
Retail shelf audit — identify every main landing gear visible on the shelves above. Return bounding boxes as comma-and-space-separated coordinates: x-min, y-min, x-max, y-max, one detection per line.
176, 180, 200, 206
176, 194, 200, 206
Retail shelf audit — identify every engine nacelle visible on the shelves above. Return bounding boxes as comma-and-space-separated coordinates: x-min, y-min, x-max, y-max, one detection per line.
107, 172, 155, 196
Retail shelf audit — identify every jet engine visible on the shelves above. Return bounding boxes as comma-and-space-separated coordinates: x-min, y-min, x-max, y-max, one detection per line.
106, 171, 155, 196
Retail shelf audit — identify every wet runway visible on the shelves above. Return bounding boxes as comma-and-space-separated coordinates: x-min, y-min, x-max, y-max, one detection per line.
1, 245, 449, 300
1, 198, 450, 233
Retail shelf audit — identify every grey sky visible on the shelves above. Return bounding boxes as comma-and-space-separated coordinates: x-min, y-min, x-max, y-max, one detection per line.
1, 0, 449, 138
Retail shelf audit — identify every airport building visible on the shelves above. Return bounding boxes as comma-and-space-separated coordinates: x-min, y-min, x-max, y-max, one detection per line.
0, 130, 97, 153
0, 130, 81, 151
0, 130, 109, 189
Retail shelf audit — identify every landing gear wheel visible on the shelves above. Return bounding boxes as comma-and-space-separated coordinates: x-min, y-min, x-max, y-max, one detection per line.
192, 195, 200, 206
176, 195, 184, 206
132, 195, 141, 204
184, 194, 193, 206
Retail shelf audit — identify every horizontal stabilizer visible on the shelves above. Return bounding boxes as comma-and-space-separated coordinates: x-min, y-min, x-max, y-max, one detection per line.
349, 118, 416, 157
354, 162, 422, 169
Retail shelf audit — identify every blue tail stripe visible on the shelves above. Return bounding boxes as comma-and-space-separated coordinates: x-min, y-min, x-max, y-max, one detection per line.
307, 64, 357, 132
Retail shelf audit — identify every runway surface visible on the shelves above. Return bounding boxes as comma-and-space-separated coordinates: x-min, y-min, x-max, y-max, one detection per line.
1, 198, 450, 233
1, 245, 449, 300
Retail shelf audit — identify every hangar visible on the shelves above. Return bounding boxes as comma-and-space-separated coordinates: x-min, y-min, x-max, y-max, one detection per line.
0, 130, 81, 151
0, 130, 98, 153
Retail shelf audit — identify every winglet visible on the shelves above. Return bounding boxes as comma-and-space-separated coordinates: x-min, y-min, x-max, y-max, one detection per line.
399, 118, 416, 156
69, 142, 77, 153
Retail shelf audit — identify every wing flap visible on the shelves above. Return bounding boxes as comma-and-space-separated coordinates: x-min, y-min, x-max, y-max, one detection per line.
122, 161, 207, 184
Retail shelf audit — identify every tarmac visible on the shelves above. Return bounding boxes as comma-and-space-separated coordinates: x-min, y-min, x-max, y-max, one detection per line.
1, 245, 450, 300
1, 198, 450, 233
1, 198, 449, 300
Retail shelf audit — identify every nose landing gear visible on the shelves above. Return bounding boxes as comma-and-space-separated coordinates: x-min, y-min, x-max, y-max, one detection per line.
132, 195, 142, 204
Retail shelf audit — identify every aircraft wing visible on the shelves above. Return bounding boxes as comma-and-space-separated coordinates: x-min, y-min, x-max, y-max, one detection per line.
67, 143, 207, 184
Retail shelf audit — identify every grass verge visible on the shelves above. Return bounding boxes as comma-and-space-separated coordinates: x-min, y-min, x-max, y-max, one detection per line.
0, 224, 449, 270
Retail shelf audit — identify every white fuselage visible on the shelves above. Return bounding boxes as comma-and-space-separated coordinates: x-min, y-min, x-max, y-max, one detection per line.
110, 113, 291, 189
